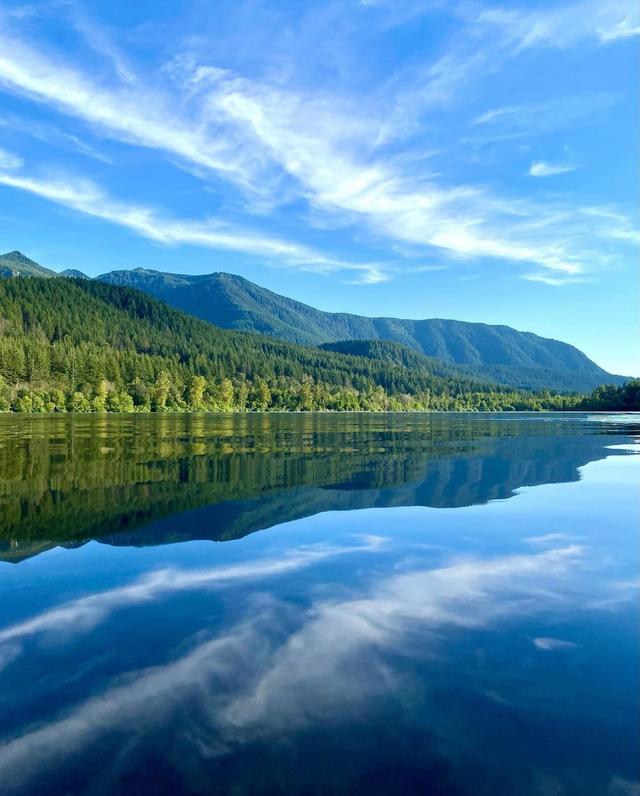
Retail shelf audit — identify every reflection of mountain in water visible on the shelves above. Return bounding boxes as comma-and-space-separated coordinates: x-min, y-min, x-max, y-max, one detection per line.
0, 414, 635, 561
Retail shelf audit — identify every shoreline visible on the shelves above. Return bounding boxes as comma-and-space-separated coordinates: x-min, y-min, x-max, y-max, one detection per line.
1, 409, 638, 416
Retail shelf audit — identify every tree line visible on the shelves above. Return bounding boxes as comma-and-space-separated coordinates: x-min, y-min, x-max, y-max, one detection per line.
0, 277, 636, 413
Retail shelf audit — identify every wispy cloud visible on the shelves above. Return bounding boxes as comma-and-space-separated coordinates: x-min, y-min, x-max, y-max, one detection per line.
382, 0, 636, 129
0, 164, 387, 282
0, 0, 636, 289
470, 94, 618, 143
528, 160, 577, 177
477, 0, 640, 51
0, 642, 21, 672
598, 16, 640, 41
0, 113, 113, 163
204, 76, 616, 277
0, 146, 22, 169
525, 533, 576, 545
522, 273, 587, 287
581, 207, 640, 245
363, 0, 640, 50
0, 23, 258, 188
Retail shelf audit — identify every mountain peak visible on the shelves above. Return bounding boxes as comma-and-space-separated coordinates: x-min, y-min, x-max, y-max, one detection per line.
61, 269, 89, 279
0, 250, 56, 278
2, 250, 34, 263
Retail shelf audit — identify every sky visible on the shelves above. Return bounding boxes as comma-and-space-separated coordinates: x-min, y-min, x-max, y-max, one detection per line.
0, 0, 638, 375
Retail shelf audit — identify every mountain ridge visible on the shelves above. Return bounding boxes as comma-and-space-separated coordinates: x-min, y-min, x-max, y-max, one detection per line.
0, 251, 628, 392
97, 266, 625, 392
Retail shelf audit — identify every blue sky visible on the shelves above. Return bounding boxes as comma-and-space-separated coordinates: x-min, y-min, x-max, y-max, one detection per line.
0, 0, 638, 375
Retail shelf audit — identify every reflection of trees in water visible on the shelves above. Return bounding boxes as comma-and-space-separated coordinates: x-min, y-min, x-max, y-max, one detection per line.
0, 414, 632, 560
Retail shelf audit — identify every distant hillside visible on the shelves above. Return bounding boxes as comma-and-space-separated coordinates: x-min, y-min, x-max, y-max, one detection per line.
99, 267, 625, 392
0, 251, 56, 278
60, 268, 89, 279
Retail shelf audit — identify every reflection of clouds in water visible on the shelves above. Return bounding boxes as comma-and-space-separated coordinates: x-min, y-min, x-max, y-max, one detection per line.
585, 578, 640, 610
0, 621, 266, 788
532, 637, 578, 651
0, 643, 21, 672
0, 545, 588, 790
608, 777, 640, 796
222, 545, 584, 731
0, 536, 386, 647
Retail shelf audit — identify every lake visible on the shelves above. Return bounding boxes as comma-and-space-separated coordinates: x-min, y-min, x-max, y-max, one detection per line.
0, 412, 638, 795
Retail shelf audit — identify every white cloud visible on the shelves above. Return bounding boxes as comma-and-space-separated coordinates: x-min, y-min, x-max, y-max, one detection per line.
2, 48, 611, 282
221, 545, 585, 732
0, 623, 260, 789
0, 113, 113, 163
581, 207, 640, 245
470, 94, 618, 143
599, 17, 640, 41
375, 0, 637, 128
0, 147, 22, 169
0, 25, 258, 189
0, 166, 387, 282
206, 77, 601, 276
522, 273, 587, 287
528, 161, 577, 177
477, 0, 640, 51
525, 533, 575, 545
385, 0, 637, 127
0, 642, 21, 672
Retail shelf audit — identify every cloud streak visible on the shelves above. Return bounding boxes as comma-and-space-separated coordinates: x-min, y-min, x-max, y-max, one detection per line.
529, 161, 577, 178
0, 165, 387, 282
204, 76, 626, 278
477, 0, 640, 51
0, 26, 251, 184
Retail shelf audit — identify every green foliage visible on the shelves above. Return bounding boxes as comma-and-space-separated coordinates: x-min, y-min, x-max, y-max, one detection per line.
0, 276, 632, 414
579, 380, 640, 411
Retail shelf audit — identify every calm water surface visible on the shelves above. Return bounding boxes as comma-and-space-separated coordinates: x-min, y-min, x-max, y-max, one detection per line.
0, 413, 638, 795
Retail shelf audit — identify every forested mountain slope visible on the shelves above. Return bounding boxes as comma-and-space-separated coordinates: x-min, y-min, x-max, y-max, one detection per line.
0, 251, 627, 393
1, 277, 580, 413
98, 267, 625, 392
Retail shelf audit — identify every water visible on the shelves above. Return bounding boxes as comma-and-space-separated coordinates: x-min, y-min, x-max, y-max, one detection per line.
0, 413, 638, 795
